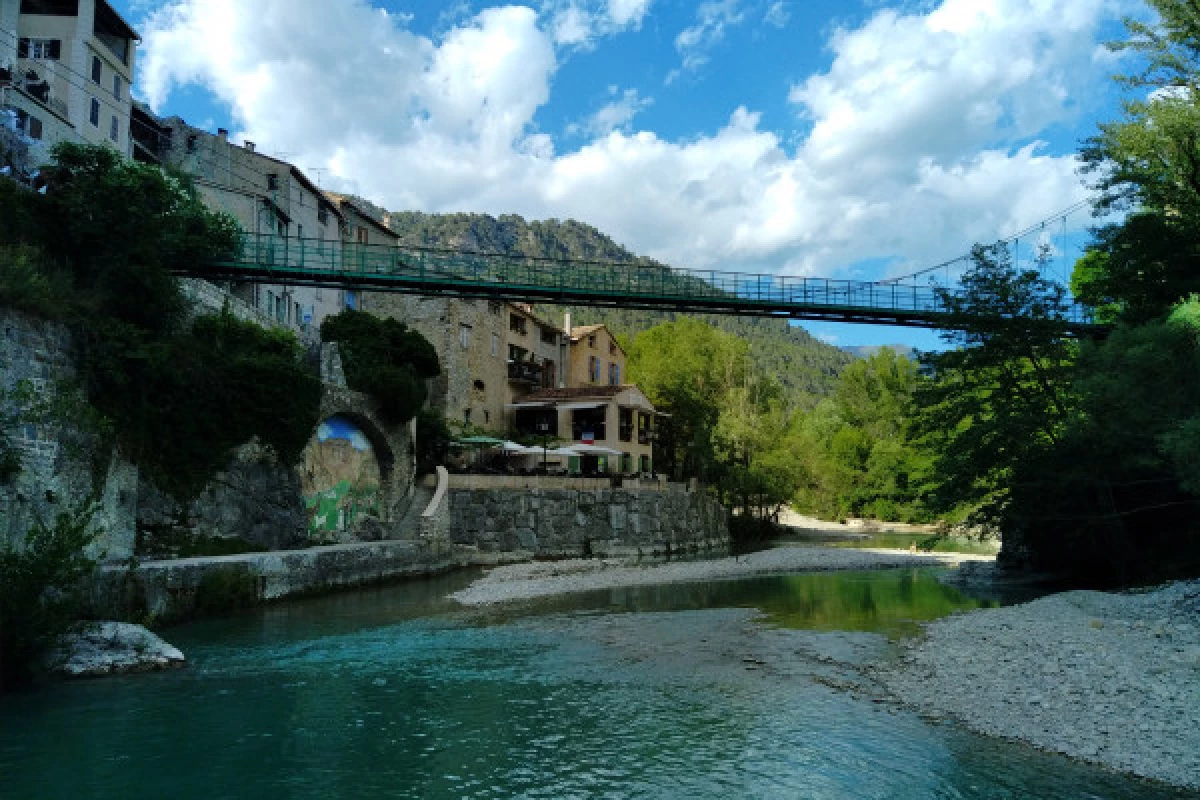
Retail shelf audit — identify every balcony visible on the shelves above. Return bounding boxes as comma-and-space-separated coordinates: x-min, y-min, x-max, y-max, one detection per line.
507, 360, 542, 384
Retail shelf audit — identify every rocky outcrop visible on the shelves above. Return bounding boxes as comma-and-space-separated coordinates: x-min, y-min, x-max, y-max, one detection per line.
49, 622, 185, 678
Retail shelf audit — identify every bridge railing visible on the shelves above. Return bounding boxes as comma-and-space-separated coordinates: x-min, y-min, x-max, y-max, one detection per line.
216, 233, 1095, 327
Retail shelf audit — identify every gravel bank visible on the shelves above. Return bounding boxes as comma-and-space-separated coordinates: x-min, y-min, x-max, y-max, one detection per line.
877, 580, 1200, 789
449, 545, 992, 606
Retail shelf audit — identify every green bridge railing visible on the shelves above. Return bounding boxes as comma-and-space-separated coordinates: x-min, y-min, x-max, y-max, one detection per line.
189, 233, 1099, 332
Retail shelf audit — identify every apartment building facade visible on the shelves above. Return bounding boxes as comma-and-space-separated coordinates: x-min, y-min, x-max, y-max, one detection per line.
0, 0, 137, 167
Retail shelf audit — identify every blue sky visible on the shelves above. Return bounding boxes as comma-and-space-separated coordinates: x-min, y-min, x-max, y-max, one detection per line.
112, 0, 1138, 350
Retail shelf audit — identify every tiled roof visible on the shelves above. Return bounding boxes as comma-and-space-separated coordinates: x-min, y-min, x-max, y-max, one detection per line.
517, 385, 629, 401
570, 324, 605, 338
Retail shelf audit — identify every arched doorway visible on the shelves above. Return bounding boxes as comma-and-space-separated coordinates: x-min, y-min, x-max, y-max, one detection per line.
301, 415, 384, 536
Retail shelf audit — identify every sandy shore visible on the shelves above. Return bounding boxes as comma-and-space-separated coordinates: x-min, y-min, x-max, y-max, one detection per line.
449, 545, 992, 606
876, 580, 1200, 789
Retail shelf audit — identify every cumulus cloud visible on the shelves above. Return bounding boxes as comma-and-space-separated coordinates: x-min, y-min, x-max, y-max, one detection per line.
138, 0, 1118, 279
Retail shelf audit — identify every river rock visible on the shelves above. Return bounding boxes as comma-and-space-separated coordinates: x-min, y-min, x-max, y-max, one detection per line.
50, 622, 185, 678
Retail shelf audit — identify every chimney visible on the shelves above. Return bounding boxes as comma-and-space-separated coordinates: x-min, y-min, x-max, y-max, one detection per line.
564, 311, 572, 337
244, 141, 256, 153
217, 127, 228, 142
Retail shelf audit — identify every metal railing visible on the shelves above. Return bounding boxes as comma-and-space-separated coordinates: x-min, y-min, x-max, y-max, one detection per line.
192, 232, 1102, 332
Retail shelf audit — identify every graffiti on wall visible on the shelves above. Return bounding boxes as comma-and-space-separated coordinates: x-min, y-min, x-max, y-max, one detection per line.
302, 415, 381, 535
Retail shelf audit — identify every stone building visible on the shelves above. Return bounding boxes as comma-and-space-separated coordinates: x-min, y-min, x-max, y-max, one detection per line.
324, 192, 400, 313
1, 0, 139, 166
565, 321, 626, 388
154, 117, 349, 338
508, 384, 657, 474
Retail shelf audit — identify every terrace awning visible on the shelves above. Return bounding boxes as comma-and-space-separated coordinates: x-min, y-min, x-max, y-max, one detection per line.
556, 402, 607, 411
505, 402, 551, 410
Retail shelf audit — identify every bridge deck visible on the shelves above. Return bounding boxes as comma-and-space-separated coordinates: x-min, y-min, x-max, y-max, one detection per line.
188, 234, 1099, 332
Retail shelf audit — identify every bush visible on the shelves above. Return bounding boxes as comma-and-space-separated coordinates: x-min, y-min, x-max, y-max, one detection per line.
321, 310, 440, 425
0, 505, 98, 690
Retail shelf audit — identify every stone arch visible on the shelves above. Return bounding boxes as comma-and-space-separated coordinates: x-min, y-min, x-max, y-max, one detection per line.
299, 387, 416, 540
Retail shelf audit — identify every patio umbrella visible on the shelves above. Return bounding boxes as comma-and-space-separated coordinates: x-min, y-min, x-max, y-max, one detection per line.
457, 435, 505, 469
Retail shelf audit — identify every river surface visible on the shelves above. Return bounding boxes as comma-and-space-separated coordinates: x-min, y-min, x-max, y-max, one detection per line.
0, 568, 1187, 799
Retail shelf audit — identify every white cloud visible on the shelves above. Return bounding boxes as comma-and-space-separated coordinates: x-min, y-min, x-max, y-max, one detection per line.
669, 0, 745, 81
566, 87, 653, 137
764, 1, 789, 29
138, 0, 1119, 281
547, 0, 653, 47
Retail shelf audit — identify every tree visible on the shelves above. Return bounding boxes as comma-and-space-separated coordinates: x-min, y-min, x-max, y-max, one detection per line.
321, 310, 441, 425
914, 244, 1076, 525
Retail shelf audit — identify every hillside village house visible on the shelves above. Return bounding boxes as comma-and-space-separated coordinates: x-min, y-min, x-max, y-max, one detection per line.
0, 0, 138, 165
152, 118, 354, 337
324, 192, 400, 313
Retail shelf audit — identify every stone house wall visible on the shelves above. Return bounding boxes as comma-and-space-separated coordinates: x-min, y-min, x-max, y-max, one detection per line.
446, 484, 729, 557
368, 294, 510, 431
0, 308, 136, 561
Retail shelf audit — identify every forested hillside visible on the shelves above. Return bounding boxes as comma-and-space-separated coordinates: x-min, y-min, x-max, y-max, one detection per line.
383, 210, 853, 397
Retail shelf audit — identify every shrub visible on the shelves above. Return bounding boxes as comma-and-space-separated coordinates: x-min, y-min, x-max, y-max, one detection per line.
321, 310, 440, 425
0, 505, 98, 690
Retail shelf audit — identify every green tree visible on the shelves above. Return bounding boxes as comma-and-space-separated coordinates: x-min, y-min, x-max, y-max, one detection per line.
914, 244, 1076, 525
321, 310, 441, 425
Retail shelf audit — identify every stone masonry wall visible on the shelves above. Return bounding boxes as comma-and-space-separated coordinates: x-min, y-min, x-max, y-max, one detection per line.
0, 309, 137, 561
447, 484, 729, 557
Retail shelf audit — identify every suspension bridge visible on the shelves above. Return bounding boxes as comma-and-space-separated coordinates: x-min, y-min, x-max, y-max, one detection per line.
187, 229, 1101, 334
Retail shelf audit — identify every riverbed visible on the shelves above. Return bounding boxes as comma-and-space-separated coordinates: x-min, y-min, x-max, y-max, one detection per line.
0, 566, 1188, 798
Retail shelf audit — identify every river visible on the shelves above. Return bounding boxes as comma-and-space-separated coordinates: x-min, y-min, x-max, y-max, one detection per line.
0, 568, 1187, 798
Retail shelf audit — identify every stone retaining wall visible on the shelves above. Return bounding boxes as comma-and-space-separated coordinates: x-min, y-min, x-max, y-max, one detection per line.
0, 309, 137, 560
447, 484, 729, 557
90, 537, 457, 623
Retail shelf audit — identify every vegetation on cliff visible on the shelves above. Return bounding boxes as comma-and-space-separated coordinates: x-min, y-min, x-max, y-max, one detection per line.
0, 142, 321, 498
320, 309, 441, 425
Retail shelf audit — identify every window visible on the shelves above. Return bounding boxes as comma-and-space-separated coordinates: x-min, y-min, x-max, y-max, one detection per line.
18, 39, 61, 60
113, 74, 122, 100
459, 324, 471, 349
588, 356, 600, 383
491, 333, 499, 357
266, 290, 275, 314
609, 341, 617, 355
91, 56, 102, 84
295, 302, 302, 325
464, 408, 472, 424
473, 380, 486, 391
297, 224, 303, 240
588, 335, 596, 348
186, 134, 197, 153
267, 173, 279, 191
509, 314, 527, 335
27, 116, 42, 140
488, 301, 502, 315
542, 360, 556, 388
540, 327, 557, 345
318, 208, 328, 226
109, 116, 118, 142
609, 363, 620, 386
89, 98, 99, 126
357, 227, 368, 245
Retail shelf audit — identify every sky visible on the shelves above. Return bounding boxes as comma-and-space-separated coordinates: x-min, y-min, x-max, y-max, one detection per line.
112, 0, 1140, 349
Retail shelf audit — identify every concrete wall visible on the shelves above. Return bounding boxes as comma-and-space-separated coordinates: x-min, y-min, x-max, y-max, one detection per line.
446, 483, 729, 557
0, 308, 136, 561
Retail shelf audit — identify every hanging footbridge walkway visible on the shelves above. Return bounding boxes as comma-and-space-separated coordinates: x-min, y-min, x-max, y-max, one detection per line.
185, 233, 1101, 333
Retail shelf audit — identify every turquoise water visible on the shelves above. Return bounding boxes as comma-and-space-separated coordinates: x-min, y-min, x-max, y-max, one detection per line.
0, 569, 1187, 799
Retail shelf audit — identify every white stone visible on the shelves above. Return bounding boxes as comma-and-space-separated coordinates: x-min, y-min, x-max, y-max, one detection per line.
50, 622, 185, 678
